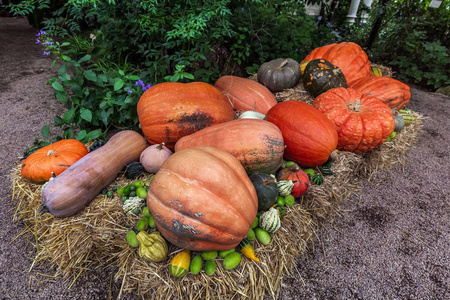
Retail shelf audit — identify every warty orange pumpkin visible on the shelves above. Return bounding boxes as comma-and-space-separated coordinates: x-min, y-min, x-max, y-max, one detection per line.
313, 87, 395, 153
174, 119, 284, 175
301, 42, 371, 86
147, 146, 258, 251
21, 139, 88, 184
265, 101, 338, 168
137, 82, 234, 150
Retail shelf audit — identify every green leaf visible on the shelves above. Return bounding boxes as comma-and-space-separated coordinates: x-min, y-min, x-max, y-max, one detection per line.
52, 81, 65, 92
113, 78, 125, 91
62, 107, 76, 123
55, 90, 68, 102
61, 55, 71, 62
80, 108, 93, 122
86, 129, 103, 141
64, 128, 74, 139
76, 130, 87, 141
98, 74, 108, 82
41, 125, 50, 139
59, 74, 71, 82
84, 70, 97, 82
78, 54, 91, 63
61, 42, 71, 47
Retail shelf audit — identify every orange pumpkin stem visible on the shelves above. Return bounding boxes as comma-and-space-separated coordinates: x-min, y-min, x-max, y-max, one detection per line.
263, 179, 276, 187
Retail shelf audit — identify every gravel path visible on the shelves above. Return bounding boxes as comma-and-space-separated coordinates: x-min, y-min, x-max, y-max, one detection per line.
1, 17, 449, 300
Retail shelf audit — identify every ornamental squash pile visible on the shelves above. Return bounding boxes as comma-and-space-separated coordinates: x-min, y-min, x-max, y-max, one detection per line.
22, 41, 418, 278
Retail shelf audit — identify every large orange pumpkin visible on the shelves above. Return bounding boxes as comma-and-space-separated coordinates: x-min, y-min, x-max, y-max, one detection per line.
214, 75, 278, 114
265, 101, 338, 168
349, 76, 411, 110
21, 139, 88, 184
313, 87, 395, 153
174, 119, 284, 175
137, 82, 234, 150
301, 42, 371, 86
147, 146, 258, 251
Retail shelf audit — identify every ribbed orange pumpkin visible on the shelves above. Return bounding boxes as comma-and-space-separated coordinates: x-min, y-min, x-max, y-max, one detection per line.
174, 119, 284, 174
349, 76, 411, 110
137, 82, 234, 150
301, 42, 371, 86
265, 101, 338, 168
21, 139, 88, 184
313, 87, 395, 153
214, 75, 278, 114
147, 146, 258, 251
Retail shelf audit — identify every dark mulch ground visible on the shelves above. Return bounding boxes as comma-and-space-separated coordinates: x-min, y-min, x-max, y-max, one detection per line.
1, 17, 448, 299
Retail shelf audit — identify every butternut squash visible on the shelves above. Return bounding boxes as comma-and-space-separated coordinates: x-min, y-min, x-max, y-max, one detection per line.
41, 130, 147, 217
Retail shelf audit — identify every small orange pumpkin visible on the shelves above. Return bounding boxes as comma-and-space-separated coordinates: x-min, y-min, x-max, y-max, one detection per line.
21, 139, 88, 184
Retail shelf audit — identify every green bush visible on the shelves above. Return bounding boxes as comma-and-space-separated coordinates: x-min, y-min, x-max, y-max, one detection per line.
7, 0, 335, 143
366, 0, 450, 90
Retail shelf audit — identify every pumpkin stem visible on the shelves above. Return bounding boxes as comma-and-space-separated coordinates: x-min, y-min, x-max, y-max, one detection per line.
47, 150, 56, 156
348, 100, 361, 112
156, 142, 165, 150
287, 163, 300, 172
278, 59, 289, 69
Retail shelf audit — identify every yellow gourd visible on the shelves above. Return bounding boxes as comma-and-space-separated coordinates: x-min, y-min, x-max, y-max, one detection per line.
236, 239, 259, 262
169, 249, 191, 278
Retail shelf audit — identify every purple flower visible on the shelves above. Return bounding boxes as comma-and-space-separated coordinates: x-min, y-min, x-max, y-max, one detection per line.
43, 51, 50, 55
134, 79, 144, 87
40, 30, 46, 35
241, 7, 244, 12
143, 84, 152, 91
46, 41, 53, 45
125, 88, 132, 93
36, 39, 40, 44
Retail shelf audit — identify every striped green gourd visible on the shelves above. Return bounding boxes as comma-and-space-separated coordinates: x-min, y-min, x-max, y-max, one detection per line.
271, 204, 286, 217
399, 109, 415, 125
312, 174, 324, 185
259, 207, 281, 233
277, 180, 294, 197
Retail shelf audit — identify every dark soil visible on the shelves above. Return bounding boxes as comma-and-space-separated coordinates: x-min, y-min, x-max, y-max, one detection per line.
1, 17, 449, 299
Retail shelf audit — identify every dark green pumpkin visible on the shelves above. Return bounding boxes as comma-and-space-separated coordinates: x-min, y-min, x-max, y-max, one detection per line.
303, 59, 347, 98
257, 58, 301, 92
249, 173, 279, 211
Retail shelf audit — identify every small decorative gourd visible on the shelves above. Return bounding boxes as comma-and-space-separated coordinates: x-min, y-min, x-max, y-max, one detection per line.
169, 249, 191, 278
135, 230, 168, 262
238, 110, 266, 120
276, 163, 310, 198
271, 204, 286, 217
277, 180, 294, 197
259, 207, 281, 233
236, 239, 259, 262
393, 110, 405, 132
312, 174, 324, 185
399, 109, 415, 126
249, 173, 279, 211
